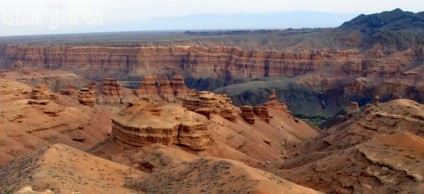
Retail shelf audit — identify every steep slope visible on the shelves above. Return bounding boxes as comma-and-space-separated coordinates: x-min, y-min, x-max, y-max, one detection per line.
125, 157, 321, 194
0, 144, 144, 194
0, 144, 321, 194
277, 132, 424, 194
0, 78, 112, 163
272, 99, 424, 193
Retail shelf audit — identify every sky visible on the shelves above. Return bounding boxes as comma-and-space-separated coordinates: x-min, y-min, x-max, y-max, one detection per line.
0, 0, 422, 36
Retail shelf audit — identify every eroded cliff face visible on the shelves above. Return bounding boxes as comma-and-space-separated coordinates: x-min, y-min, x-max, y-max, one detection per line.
0, 45, 360, 89
1, 44, 423, 118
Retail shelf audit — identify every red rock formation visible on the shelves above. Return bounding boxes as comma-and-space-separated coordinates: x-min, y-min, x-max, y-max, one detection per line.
171, 75, 193, 98
219, 108, 237, 123
240, 106, 255, 124
111, 102, 212, 150
144, 104, 161, 116
101, 78, 123, 96
32, 84, 58, 100
0, 45, 364, 83
183, 91, 238, 122
78, 87, 96, 107
269, 89, 277, 101
253, 106, 270, 123
135, 75, 195, 103
178, 121, 213, 150
253, 89, 292, 123
374, 95, 380, 105
60, 86, 77, 95
157, 76, 175, 102
134, 75, 159, 100
183, 96, 200, 111
345, 102, 360, 117
194, 108, 212, 119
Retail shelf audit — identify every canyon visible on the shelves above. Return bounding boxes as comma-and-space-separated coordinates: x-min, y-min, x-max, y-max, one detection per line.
1, 9, 423, 119
2, 43, 423, 119
0, 8, 424, 194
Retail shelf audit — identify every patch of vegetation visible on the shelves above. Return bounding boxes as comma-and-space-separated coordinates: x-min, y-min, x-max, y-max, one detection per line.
5, 188, 15, 194
295, 113, 329, 126
152, 152, 162, 158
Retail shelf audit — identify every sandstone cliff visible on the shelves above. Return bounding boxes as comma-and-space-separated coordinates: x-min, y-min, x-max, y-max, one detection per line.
3, 43, 422, 118
134, 74, 195, 103
0, 44, 358, 89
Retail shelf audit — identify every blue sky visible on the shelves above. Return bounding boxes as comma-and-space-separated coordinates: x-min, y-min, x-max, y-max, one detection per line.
0, 0, 422, 36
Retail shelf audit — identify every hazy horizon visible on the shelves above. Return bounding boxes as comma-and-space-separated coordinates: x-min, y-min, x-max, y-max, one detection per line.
0, 0, 422, 37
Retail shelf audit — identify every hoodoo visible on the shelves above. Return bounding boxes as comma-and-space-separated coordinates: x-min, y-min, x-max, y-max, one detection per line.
78, 87, 96, 107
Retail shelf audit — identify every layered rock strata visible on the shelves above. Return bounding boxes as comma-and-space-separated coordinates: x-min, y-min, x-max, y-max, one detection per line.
134, 75, 195, 103
240, 106, 255, 124
134, 75, 159, 100
253, 106, 270, 124
250, 89, 292, 123
171, 75, 191, 97
101, 78, 123, 96
32, 84, 58, 100
157, 76, 175, 102
183, 91, 238, 122
178, 121, 212, 150
78, 87, 96, 107
0, 45, 351, 83
111, 101, 212, 150
60, 86, 77, 95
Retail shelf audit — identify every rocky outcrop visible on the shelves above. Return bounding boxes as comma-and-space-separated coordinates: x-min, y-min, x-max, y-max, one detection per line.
27, 99, 50, 105
261, 89, 291, 115
157, 76, 175, 102
374, 95, 380, 105
171, 75, 192, 97
134, 75, 195, 103
101, 78, 123, 96
60, 86, 77, 95
134, 75, 159, 100
345, 102, 361, 117
78, 87, 96, 107
244, 89, 291, 124
178, 122, 212, 150
183, 96, 200, 111
97, 78, 124, 104
183, 91, 238, 122
240, 106, 255, 124
111, 101, 212, 150
269, 89, 277, 101
219, 108, 237, 123
253, 106, 270, 123
32, 84, 58, 100
194, 108, 212, 119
